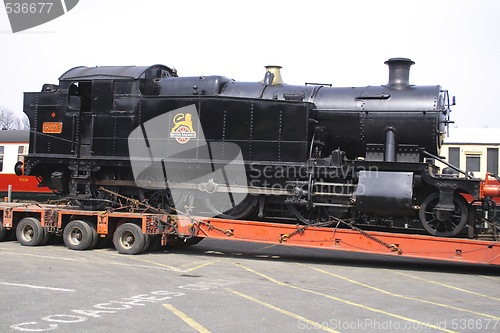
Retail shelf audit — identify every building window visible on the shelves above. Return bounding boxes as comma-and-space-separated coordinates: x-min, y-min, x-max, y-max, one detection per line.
0, 146, 4, 172
466, 155, 481, 172
487, 148, 499, 175
448, 147, 460, 168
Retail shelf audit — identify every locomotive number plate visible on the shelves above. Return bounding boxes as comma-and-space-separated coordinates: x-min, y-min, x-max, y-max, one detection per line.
42, 122, 63, 133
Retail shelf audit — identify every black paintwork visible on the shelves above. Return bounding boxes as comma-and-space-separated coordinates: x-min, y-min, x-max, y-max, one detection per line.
20, 59, 484, 237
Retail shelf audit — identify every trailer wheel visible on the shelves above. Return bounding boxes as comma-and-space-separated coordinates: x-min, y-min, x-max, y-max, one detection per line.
39, 228, 51, 246
16, 217, 45, 246
113, 223, 146, 255
142, 234, 151, 254
147, 235, 162, 252
63, 220, 94, 250
0, 217, 6, 241
89, 222, 99, 249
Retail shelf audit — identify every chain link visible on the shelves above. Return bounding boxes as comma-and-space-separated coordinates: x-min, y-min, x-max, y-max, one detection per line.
480, 217, 500, 241
277, 214, 402, 254
18, 187, 403, 252
329, 215, 403, 254
198, 220, 234, 236
98, 187, 234, 239
279, 224, 308, 243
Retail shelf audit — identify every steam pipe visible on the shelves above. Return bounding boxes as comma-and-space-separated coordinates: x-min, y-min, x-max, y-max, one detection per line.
385, 129, 396, 162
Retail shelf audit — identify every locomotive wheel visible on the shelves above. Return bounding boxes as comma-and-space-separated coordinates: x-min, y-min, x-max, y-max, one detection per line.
204, 193, 256, 219
419, 193, 469, 237
16, 217, 47, 246
137, 169, 190, 213
113, 223, 147, 255
287, 203, 328, 225
63, 220, 94, 250
138, 186, 175, 213
73, 169, 117, 210
202, 174, 256, 219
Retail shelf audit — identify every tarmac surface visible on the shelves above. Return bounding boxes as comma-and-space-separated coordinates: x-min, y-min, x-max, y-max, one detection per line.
1, 237, 500, 333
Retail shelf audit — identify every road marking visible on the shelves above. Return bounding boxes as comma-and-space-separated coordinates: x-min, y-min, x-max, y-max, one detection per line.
162, 304, 211, 333
0, 282, 74, 292
109, 261, 182, 272
224, 288, 339, 333
93, 249, 184, 271
479, 275, 500, 281
300, 264, 500, 320
3, 248, 186, 272
231, 262, 457, 333
185, 259, 222, 272
388, 270, 500, 302
1, 251, 78, 261
108, 253, 220, 273
225, 288, 340, 333
258, 244, 279, 251
113, 254, 182, 271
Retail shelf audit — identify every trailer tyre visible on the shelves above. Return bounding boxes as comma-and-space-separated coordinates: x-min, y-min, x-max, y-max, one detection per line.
63, 220, 94, 250
16, 217, 45, 246
113, 223, 146, 255
147, 235, 162, 252
40, 228, 51, 246
0, 217, 6, 241
141, 234, 151, 254
89, 222, 99, 249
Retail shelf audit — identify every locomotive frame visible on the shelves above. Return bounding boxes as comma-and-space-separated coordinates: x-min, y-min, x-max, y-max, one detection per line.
19, 58, 500, 239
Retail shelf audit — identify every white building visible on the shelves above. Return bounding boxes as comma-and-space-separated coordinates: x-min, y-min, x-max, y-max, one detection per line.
439, 128, 500, 179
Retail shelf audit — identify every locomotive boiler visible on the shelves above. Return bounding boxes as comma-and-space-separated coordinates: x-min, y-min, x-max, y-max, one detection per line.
19, 58, 500, 237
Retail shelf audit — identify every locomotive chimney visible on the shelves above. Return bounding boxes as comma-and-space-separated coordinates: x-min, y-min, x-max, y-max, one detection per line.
263, 66, 284, 85
384, 58, 415, 88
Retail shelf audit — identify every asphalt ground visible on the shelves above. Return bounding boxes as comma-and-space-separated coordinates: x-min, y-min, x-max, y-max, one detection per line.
1, 237, 500, 333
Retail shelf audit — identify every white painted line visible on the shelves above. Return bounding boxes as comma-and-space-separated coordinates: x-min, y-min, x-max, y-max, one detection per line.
2, 250, 184, 272
2, 251, 78, 261
0, 282, 75, 292
109, 261, 184, 272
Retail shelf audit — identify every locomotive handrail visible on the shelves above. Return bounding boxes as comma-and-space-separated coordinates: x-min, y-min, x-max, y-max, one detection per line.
354, 94, 391, 100
422, 150, 472, 179
29, 129, 74, 143
305, 82, 332, 87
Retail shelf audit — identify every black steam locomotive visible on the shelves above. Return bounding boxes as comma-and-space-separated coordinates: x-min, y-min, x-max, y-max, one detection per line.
20, 58, 497, 237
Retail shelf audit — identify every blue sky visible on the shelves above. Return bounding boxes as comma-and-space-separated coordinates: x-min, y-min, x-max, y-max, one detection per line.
1, 0, 499, 129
